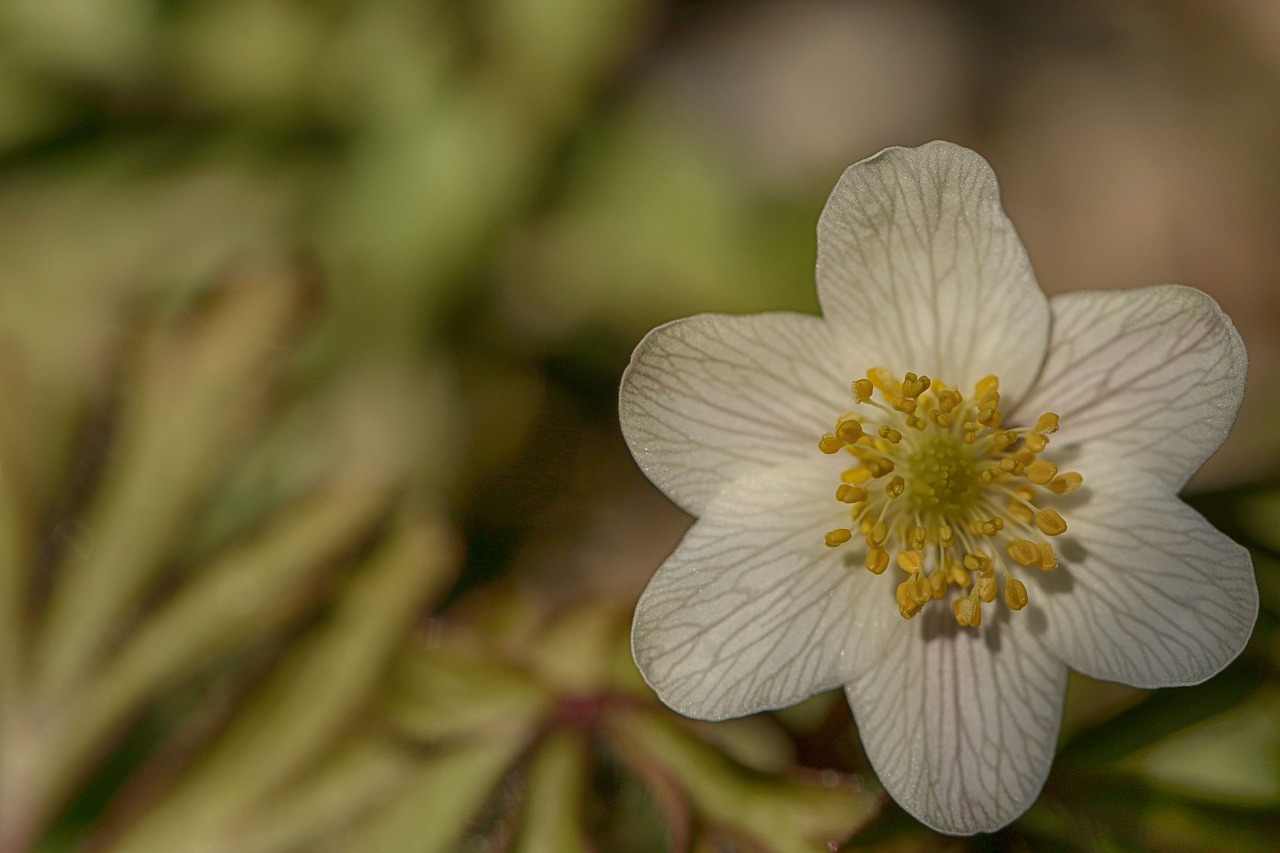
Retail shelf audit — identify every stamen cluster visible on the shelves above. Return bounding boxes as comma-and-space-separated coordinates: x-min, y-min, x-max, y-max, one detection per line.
819, 369, 1083, 628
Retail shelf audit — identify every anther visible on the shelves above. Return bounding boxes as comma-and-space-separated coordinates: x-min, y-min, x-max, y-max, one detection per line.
869, 522, 889, 547
947, 561, 972, 589
835, 484, 867, 504
878, 424, 902, 444
892, 396, 918, 415
953, 595, 982, 627
836, 416, 864, 444
992, 430, 1018, 450
1005, 577, 1029, 610
974, 517, 1004, 536
938, 389, 961, 414
1026, 459, 1058, 485
939, 524, 954, 547
825, 528, 852, 548
963, 553, 991, 574
819, 434, 844, 454
908, 526, 927, 551
1024, 433, 1049, 453
885, 475, 905, 499
866, 458, 895, 478
896, 551, 923, 574
1007, 500, 1034, 524
865, 547, 889, 575
1035, 508, 1068, 537
902, 372, 931, 399
1006, 539, 1041, 567
841, 468, 871, 484
1038, 542, 1057, 571
977, 573, 998, 604
1035, 412, 1060, 434
929, 572, 947, 599
1047, 472, 1083, 494
852, 378, 874, 402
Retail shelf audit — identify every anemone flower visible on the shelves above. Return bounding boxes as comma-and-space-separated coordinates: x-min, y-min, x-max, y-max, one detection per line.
618, 141, 1257, 834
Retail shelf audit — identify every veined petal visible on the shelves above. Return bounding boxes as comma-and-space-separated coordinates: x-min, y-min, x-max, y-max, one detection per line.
1033, 465, 1257, 688
1010, 285, 1247, 490
632, 462, 896, 720
816, 141, 1049, 404
619, 311, 865, 515
846, 611, 1066, 835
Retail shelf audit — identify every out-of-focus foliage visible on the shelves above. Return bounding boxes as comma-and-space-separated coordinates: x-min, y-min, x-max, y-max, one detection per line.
0, 0, 1278, 851
0, 261, 460, 851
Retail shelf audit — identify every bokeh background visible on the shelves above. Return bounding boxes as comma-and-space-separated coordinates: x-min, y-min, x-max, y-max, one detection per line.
0, 0, 1277, 850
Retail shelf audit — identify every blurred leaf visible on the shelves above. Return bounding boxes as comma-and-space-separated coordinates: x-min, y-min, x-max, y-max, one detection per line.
1121, 686, 1280, 806
1057, 655, 1269, 768
385, 638, 552, 742
340, 733, 530, 853
234, 735, 418, 853
512, 730, 592, 853
37, 257, 318, 703
47, 483, 393, 808
500, 98, 815, 338
607, 709, 879, 853
112, 511, 458, 851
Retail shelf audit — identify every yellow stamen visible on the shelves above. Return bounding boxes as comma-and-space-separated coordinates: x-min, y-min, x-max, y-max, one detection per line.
819, 433, 843, 454
1035, 412, 1060, 434
977, 573, 998, 603
1005, 577, 1029, 610
836, 484, 867, 504
836, 416, 864, 444
818, 367, 1081, 628
896, 551, 922, 574
1035, 508, 1068, 536
1047, 472, 1083, 494
825, 528, 852, 548
1006, 539, 1041, 567
1026, 459, 1058, 486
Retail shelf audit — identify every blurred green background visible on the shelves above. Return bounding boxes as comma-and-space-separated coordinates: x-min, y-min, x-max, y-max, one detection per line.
0, 1, 1277, 851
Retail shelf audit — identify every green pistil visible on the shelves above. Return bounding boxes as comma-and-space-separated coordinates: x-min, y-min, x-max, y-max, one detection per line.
906, 434, 980, 515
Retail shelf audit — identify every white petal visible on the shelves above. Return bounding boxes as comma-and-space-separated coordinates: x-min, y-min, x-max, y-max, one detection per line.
816, 141, 1050, 404
619, 311, 868, 515
846, 610, 1066, 835
632, 461, 897, 720
1010, 285, 1247, 490
1033, 465, 1257, 688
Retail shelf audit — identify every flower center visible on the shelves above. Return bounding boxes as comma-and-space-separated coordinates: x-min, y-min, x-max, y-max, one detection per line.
819, 369, 1084, 628
905, 434, 980, 515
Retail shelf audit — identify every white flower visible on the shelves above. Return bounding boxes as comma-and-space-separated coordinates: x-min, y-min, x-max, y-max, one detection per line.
618, 141, 1258, 835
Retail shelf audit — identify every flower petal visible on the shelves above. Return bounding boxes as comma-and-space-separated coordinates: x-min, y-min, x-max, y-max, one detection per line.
632, 461, 896, 720
619, 311, 867, 515
816, 141, 1050, 404
1010, 284, 1247, 490
1033, 465, 1257, 688
846, 611, 1066, 835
